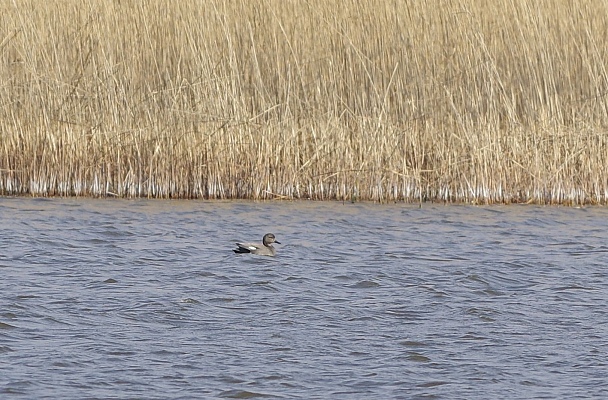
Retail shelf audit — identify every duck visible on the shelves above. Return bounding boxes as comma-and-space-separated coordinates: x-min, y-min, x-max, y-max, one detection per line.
233, 233, 281, 256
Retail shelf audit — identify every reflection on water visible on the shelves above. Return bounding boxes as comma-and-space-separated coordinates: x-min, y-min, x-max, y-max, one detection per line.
1, 198, 608, 399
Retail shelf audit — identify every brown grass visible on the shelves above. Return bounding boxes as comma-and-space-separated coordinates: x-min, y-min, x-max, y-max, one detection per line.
1, 0, 608, 204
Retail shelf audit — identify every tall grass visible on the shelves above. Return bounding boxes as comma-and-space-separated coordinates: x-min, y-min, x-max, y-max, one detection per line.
1, 0, 608, 203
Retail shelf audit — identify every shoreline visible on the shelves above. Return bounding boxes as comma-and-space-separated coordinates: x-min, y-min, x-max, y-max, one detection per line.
0, 191, 602, 206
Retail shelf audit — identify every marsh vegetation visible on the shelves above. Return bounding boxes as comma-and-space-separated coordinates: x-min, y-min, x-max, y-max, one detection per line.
1, 0, 608, 203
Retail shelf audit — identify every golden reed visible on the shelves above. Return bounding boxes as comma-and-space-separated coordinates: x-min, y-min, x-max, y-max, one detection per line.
1, 0, 608, 204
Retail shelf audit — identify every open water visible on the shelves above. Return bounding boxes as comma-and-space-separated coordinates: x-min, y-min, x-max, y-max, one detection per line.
1, 198, 607, 399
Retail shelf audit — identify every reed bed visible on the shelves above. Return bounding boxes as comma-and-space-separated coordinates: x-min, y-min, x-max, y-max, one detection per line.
1, 0, 608, 203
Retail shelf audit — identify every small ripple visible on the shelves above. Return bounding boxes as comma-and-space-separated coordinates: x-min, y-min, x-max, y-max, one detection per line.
16, 295, 40, 300
208, 297, 236, 303
460, 333, 488, 340
180, 298, 200, 304
464, 274, 489, 285
465, 308, 497, 322
0, 386, 28, 395
481, 288, 504, 296
417, 381, 450, 388
399, 340, 428, 348
407, 352, 431, 362
419, 284, 450, 297
553, 285, 596, 292
219, 389, 279, 398
348, 280, 379, 289
218, 375, 247, 384
347, 316, 378, 322
386, 308, 429, 320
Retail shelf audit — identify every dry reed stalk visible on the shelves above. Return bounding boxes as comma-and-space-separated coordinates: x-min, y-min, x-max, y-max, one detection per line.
1, 0, 608, 203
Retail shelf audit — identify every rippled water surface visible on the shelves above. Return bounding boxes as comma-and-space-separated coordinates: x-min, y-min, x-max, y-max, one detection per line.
1, 198, 608, 399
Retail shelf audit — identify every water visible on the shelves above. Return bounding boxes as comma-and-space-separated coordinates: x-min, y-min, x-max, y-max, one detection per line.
1, 198, 607, 399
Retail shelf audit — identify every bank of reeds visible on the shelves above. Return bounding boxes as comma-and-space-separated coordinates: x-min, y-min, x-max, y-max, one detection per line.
1, 0, 608, 203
